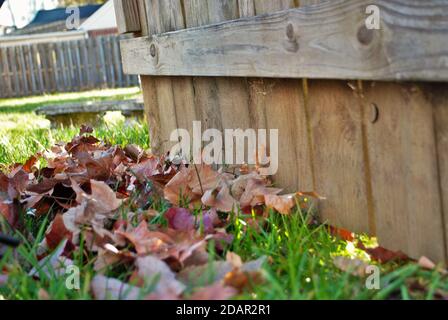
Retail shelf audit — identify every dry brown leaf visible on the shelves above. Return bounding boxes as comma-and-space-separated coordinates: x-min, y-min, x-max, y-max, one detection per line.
135, 256, 185, 296
226, 252, 243, 268
116, 220, 172, 255
264, 194, 296, 215
91, 275, 142, 300
333, 256, 369, 277
189, 282, 237, 300
418, 256, 436, 270
201, 185, 237, 212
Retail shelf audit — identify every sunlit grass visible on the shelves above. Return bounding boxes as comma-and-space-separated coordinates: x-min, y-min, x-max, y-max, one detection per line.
0, 88, 146, 165
0, 89, 447, 300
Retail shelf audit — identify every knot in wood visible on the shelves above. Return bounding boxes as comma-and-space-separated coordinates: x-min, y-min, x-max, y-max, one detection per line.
286, 23, 295, 40
357, 25, 374, 45
150, 43, 157, 57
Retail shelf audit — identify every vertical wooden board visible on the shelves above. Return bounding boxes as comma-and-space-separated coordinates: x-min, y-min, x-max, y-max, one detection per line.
299, 0, 327, 6
238, 0, 255, 17
46, 43, 56, 93
264, 79, 313, 192
9, 47, 21, 96
252, 0, 313, 192
96, 37, 107, 87
109, 37, 117, 88
141, 0, 201, 154
25, 45, 37, 95
61, 42, 74, 91
114, 0, 141, 34
103, 37, 111, 87
17, 46, 29, 95
39, 43, 52, 93
138, 0, 165, 152
1, 47, 13, 98
66, 42, 75, 90
0, 47, 5, 98
182, 0, 222, 139
112, 37, 123, 87
254, 0, 295, 13
428, 83, 448, 262
305, 80, 370, 234
74, 41, 83, 90
364, 82, 446, 262
206, 0, 252, 154
88, 37, 97, 88
81, 39, 91, 89
33, 44, 45, 93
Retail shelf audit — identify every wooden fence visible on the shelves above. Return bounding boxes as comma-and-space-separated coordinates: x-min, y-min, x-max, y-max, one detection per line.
115, 0, 448, 263
0, 35, 139, 98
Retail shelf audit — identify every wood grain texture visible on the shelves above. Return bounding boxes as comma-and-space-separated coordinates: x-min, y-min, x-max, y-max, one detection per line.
116, 0, 448, 262
364, 82, 446, 262
305, 80, 370, 233
251, 0, 313, 192
425, 83, 448, 262
114, 0, 141, 34
121, 0, 448, 81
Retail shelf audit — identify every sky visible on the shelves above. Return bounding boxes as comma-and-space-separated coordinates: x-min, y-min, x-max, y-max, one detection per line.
0, 0, 59, 28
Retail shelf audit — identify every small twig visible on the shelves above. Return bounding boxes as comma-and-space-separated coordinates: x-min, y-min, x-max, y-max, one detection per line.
193, 164, 204, 195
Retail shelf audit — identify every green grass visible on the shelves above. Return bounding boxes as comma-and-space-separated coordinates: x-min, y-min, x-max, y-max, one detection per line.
0, 90, 447, 300
0, 87, 146, 165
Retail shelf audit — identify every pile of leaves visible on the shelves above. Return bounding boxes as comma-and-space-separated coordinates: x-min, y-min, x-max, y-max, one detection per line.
0, 126, 315, 300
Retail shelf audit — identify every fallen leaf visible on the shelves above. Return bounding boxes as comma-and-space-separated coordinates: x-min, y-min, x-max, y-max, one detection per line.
190, 282, 237, 300
333, 256, 369, 277
29, 239, 73, 279
135, 256, 185, 296
201, 185, 237, 212
45, 214, 72, 250
91, 275, 142, 300
418, 256, 436, 270
364, 246, 408, 264
264, 194, 296, 214
116, 220, 172, 255
165, 207, 195, 231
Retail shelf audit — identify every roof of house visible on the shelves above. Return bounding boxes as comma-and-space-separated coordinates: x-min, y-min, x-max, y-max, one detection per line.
28, 5, 102, 27
78, 0, 116, 31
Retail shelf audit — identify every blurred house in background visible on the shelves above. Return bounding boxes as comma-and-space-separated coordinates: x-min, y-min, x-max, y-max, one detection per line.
0, 0, 136, 99
11, 4, 101, 35
78, 0, 117, 37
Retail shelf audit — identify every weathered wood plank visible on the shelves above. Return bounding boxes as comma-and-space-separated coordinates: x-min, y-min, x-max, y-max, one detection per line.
121, 0, 448, 81
423, 83, 448, 262
114, 0, 141, 34
238, 0, 255, 17
33, 44, 45, 93
364, 82, 446, 262
305, 80, 371, 234
9, 47, 21, 93
25, 45, 37, 95
252, 0, 313, 191
1, 47, 13, 98
97, 37, 107, 87
17, 46, 29, 95
182, 0, 222, 141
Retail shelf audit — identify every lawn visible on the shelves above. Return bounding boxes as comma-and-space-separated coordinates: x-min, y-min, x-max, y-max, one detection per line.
0, 89, 447, 300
